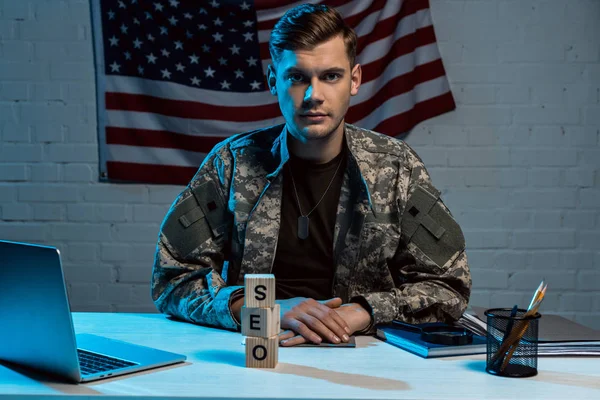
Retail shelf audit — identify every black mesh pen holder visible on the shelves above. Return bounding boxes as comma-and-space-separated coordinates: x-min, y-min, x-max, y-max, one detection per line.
485, 308, 541, 378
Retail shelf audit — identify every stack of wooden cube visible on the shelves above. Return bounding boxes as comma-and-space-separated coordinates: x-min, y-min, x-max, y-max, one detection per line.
242, 274, 280, 368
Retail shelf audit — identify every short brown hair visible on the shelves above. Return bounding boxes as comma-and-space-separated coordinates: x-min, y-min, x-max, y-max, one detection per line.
269, 4, 357, 67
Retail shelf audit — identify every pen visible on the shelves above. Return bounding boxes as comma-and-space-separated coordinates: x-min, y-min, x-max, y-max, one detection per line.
498, 282, 547, 371
493, 304, 518, 369
490, 281, 547, 368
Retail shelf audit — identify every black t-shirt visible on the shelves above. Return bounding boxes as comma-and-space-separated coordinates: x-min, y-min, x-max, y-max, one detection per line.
271, 146, 347, 300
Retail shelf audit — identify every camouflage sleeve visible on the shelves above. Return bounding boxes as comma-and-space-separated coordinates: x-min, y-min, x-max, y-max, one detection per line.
358, 144, 471, 329
151, 143, 242, 330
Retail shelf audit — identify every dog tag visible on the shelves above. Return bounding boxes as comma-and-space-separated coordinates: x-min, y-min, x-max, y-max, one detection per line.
297, 216, 309, 239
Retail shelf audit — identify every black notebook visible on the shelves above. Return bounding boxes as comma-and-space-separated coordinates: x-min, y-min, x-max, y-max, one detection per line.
376, 322, 487, 358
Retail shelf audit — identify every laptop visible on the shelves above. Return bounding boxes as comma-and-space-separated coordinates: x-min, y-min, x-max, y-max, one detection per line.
0, 240, 187, 383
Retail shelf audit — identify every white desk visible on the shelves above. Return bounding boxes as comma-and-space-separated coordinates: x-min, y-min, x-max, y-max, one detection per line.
1, 313, 598, 399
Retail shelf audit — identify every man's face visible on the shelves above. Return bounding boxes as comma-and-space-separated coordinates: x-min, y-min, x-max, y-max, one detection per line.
270, 35, 361, 143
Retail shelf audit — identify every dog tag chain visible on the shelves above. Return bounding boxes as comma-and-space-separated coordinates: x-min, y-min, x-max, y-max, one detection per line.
289, 155, 344, 240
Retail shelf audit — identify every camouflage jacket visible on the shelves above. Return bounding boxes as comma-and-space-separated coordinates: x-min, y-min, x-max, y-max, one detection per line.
152, 123, 471, 331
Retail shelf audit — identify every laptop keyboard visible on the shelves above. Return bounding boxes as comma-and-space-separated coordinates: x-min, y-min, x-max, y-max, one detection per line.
77, 349, 137, 375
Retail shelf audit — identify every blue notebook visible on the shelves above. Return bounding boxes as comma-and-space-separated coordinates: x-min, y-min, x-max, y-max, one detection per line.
376, 322, 487, 358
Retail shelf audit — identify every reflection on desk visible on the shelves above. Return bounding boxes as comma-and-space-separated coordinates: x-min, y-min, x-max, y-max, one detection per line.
1, 312, 599, 399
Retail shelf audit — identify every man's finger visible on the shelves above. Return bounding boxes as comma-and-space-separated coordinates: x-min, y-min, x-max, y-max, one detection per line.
306, 305, 349, 342
289, 319, 322, 344
319, 298, 351, 335
320, 297, 343, 308
322, 306, 352, 338
280, 334, 308, 347
278, 330, 295, 342
298, 313, 344, 344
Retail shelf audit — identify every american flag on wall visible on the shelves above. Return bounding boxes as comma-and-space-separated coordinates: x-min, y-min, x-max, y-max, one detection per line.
91, 0, 455, 185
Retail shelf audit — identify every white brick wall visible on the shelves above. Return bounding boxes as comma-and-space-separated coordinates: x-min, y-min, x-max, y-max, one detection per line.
0, 0, 598, 329
411, 0, 600, 329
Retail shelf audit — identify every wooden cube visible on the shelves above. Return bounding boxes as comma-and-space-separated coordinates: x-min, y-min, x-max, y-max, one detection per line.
244, 274, 275, 308
241, 304, 280, 337
245, 336, 278, 368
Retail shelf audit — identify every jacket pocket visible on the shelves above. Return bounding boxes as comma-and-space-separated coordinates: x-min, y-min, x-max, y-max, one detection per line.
351, 223, 399, 294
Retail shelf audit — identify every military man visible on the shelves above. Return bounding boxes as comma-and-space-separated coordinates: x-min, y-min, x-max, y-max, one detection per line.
152, 4, 471, 347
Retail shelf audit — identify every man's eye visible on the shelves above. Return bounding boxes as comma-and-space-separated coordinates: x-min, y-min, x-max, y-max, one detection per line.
324, 73, 341, 81
288, 74, 304, 83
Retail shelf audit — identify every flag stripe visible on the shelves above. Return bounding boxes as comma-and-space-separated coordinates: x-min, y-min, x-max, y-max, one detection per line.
106, 161, 198, 185
106, 144, 204, 167
106, 109, 284, 136
255, 0, 354, 15
106, 76, 276, 106
255, 0, 322, 13
374, 91, 455, 134
106, 127, 225, 153
105, 92, 282, 121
